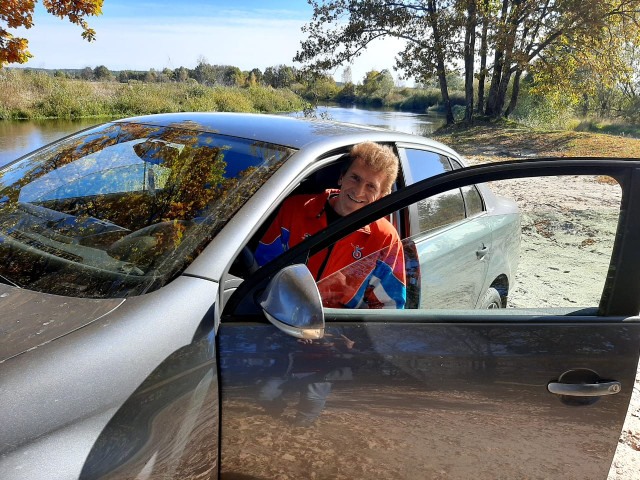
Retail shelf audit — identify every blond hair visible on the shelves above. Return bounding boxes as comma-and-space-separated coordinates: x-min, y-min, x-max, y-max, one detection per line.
346, 142, 399, 195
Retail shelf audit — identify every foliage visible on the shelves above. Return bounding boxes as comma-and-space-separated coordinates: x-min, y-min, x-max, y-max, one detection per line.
0, 69, 307, 120
0, 0, 103, 66
93, 65, 113, 82
295, 0, 640, 125
263, 65, 297, 89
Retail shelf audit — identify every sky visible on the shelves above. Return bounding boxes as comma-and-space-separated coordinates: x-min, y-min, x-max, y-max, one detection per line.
16, 0, 409, 85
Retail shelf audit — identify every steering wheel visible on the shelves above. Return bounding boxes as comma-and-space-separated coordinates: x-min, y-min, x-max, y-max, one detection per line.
239, 245, 260, 274
107, 220, 193, 270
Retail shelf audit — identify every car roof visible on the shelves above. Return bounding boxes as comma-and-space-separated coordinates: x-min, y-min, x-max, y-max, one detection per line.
114, 112, 455, 154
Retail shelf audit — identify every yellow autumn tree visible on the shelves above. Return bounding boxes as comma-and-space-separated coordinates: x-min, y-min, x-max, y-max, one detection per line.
0, 0, 103, 67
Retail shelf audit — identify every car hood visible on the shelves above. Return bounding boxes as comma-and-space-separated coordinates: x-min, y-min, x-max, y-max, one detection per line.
0, 284, 124, 363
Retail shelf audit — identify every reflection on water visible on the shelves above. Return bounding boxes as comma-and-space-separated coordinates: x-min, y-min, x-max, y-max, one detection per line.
0, 118, 104, 167
292, 105, 447, 136
0, 107, 446, 168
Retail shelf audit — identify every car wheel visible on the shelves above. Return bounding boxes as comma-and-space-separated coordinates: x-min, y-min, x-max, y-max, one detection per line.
479, 287, 502, 309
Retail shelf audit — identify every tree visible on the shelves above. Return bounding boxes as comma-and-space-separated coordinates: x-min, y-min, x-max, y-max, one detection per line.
0, 0, 103, 67
358, 69, 394, 100
161, 67, 175, 83
263, 65, 296, 88
222, 66, 245, 87
295, 1, 458, 124
93, 65, 113, 81
295, 0, 640, 124
249, 68, 263, 85
341, 65, 352, 84
175, 66, 189, 83
80, 66, 94, 81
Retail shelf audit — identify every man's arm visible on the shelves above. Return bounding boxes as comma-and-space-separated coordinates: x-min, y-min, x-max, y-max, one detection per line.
319, 235, 407, 310
349, 239, 406, 309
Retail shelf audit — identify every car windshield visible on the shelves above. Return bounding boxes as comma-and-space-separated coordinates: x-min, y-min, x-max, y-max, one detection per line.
0, 120, 294, 298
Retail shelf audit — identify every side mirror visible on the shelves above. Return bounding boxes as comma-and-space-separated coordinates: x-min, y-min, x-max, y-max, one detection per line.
259, 264, 324, 339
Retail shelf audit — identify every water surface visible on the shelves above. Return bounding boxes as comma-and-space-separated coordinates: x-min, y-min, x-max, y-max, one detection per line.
0, 118, 105, 166
0, 107, 445, 167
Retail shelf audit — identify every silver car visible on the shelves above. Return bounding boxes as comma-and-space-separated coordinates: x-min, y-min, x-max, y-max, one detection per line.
0, 113, 637, 480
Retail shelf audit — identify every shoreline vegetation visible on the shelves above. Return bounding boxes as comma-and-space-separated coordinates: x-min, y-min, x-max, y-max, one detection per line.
2, 67, 640, 144
0, 69, 307, 120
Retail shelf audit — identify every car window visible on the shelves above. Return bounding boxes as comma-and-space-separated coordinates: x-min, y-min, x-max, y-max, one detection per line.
316, 174, 622, 312
415, 188, 466, 233
461, 184, 484, 216
402, 149, 469, 235
0, 122, 294, 298
450, 158, 463, 169
402, 148, 451, 183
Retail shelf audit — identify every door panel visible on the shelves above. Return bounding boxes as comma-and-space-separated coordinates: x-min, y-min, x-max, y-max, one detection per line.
221, 159, 640, 479
218, 319, 639, 479
415, 217, 492, 309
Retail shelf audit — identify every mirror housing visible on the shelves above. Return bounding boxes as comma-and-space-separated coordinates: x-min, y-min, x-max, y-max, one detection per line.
259, 264, 324, 339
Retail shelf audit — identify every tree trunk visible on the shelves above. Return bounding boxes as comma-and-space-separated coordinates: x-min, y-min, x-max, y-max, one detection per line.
504, 69, 522, 117
464, 1, 477, 124
437, 63, 455, 125
477, 1, 489, 114
428, 0, 454, 124
484, 0, 510, 117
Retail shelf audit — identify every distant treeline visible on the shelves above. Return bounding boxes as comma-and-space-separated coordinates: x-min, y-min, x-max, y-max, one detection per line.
4, 61, 638, 132
5, 62, 468, 116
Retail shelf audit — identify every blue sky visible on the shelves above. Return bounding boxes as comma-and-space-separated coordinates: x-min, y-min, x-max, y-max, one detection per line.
16, 0, 408, 84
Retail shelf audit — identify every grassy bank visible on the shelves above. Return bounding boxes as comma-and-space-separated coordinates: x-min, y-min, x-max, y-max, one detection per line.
0, 69, 307, 120
434, 121, 640, 161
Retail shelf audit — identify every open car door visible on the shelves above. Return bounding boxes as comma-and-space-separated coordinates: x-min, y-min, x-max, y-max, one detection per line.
219, 158, 640, 480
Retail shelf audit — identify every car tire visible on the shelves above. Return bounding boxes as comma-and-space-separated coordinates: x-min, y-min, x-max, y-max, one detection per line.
479, 287, 502, 309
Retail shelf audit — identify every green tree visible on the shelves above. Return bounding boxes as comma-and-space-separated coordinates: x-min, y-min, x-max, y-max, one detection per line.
358, 69, 394, 100
93, 65, 113, 81
80, 66, 93, 81
1, 0, 103, 66
193, 59, 217, 85
264, 65, 296, 88
249, 67, 264, 85
295, 0, 640, 124
175, 66, 189, 82
222, 66, 245, 87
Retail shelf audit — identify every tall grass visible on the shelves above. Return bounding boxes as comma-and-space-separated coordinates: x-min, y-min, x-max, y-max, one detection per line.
0, 69, 308, 120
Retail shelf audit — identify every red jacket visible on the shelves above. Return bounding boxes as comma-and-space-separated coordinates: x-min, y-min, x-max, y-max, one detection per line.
255, 190, 406, 309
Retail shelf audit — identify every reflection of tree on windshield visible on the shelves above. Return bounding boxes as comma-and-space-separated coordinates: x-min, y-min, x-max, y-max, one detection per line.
0, 121, 294, 298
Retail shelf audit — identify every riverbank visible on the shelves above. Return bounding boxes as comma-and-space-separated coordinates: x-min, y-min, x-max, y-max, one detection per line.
433, 121, 640, 158
0, 69, 307, 120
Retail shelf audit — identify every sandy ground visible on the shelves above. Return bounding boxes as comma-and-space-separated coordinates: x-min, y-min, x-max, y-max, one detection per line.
472, 166, 640, 479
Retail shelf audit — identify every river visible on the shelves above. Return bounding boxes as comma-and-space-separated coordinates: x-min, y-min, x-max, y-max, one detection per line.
0, 106, 446, 167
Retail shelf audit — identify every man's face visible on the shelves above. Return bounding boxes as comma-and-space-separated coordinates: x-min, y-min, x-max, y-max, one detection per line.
332, 157, 388, 216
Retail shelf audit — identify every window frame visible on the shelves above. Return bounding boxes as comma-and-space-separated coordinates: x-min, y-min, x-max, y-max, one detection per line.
223, 157, 640, 319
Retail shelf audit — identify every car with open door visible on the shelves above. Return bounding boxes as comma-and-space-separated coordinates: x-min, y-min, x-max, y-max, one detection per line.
0, 113, 637, 480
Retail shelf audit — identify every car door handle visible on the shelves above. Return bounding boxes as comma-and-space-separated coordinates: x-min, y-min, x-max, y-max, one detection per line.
547, 381, 621, 397
476, 245, 489, 259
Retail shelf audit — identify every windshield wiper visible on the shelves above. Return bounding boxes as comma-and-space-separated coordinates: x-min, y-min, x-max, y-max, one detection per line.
0, 273, 18, 288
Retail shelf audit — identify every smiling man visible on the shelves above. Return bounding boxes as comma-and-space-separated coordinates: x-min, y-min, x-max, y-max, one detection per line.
255, 142, 406, 309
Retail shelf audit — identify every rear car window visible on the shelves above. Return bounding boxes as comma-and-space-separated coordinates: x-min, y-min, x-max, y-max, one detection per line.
0, 121, 294, 298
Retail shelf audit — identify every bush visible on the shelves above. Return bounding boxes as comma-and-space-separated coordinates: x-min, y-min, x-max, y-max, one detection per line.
511, 94, 573, 129
0, 69, 306, 119
397, 89, 441, 111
